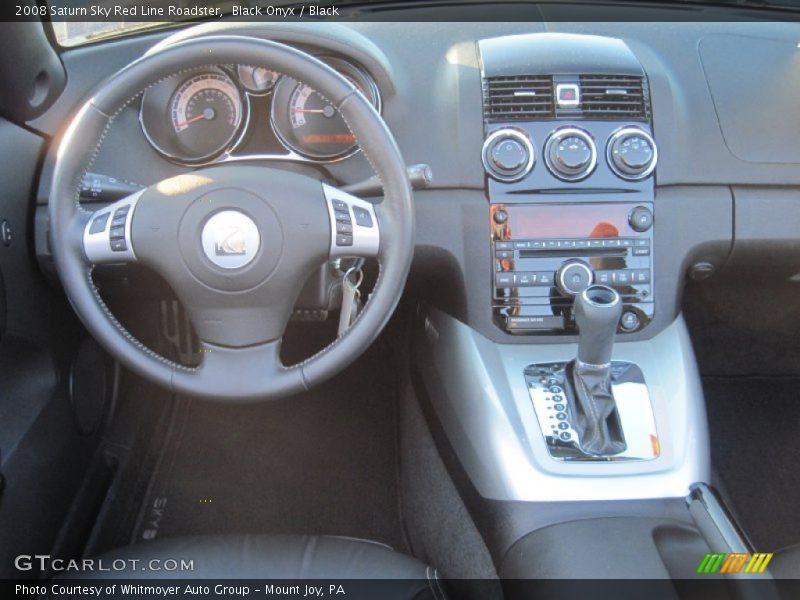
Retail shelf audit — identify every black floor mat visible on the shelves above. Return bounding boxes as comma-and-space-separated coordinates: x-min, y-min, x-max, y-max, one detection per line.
704, 376, 800, 551
131, 343, 407, 551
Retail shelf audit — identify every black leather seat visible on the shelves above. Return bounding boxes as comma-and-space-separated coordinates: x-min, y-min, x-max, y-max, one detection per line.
79, 534, 444, 598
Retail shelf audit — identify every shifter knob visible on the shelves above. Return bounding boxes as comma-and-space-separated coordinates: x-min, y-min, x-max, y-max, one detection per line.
574, 285, 622, 367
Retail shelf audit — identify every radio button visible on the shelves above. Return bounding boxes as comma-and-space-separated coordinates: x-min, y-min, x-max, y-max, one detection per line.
629, 206, 654, 232
495, 241, 513, 250
495, 272, 515, 287
620, 311, 641, 332
517, 272, 537, 286
556, 260, 594, 296
613, 270, 632, 284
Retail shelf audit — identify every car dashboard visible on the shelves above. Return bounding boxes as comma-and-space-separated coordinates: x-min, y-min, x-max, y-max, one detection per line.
30, 18, 800, 347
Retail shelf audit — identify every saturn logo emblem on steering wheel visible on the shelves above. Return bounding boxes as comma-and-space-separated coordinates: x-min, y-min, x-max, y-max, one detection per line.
201, 210, 261, 269
214, 226, 247, 256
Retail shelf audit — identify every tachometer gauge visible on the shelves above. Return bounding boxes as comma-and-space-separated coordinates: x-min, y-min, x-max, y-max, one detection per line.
169, 73, 243, 161
237, 65, 280, 93
271, 57, 380, 161
140, 68, 246, 164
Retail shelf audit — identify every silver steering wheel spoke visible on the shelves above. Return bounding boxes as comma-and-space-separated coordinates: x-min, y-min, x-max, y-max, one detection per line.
82, 190, 143, 264
323, 183, 380, 260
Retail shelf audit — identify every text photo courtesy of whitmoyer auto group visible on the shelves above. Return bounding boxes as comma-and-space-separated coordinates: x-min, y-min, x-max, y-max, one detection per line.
2, 0, 800, 599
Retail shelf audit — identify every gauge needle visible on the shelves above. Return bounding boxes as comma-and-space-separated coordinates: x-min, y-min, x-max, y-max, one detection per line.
175, 108, 216, 129
174, 114, 206, 128
292, 106, 336, 117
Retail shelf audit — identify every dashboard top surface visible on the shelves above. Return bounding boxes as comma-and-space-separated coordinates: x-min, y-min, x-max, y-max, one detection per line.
31, 19, 800, 197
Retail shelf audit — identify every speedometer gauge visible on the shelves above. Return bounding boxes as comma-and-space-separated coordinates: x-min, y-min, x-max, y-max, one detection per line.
140, 68, 246, 164
169, 73, 243, 161
270, 57, 380, 161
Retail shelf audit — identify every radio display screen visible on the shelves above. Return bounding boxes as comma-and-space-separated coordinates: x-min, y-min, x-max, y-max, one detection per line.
498, 203, 644, 239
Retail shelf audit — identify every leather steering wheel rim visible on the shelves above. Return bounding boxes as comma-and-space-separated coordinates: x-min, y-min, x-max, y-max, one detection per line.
49, 36, 414, 402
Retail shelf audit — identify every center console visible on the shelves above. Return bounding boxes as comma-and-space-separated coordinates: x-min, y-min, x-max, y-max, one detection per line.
475, 33, 669, 465
409, 30, 755, 587
480, 33, 657, 337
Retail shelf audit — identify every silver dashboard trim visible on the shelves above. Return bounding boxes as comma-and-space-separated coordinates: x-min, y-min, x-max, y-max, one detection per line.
322, 184, 380, 259
481, 127, 536, 183
414, 306, 710, 502
83, 191, 142, 264
606, 126, 658, 181
543, 126, 598, 182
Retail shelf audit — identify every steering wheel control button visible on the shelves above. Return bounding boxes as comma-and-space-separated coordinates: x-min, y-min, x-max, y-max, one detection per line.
352, 206, 374, 228
200, 210, 261, 270
331, 199, 349, 212
324, 185, 380, 259
82, 191, 141, 264
482, 128, 535, 182
89, 213, 109, 235
629, 205, 654, 232
544, 127, 597, 181
607, 127, 658, 180
336, 234, 354, 247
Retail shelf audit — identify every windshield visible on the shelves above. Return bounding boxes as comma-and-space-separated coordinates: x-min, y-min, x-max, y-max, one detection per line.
49, 1, 244, 46
48, 0, 800, 47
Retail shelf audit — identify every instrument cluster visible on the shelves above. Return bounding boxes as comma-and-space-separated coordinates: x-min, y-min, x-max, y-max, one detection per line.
139, 56, 380, 165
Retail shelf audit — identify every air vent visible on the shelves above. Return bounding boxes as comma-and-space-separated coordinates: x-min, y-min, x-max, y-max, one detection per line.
578, 74, 649, 120
483, 75, 554, 121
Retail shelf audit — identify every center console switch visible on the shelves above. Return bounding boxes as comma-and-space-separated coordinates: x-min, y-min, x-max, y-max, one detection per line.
491, 202, 654, 335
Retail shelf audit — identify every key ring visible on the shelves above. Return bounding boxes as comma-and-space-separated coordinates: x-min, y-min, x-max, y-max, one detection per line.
343, 266, 364, 289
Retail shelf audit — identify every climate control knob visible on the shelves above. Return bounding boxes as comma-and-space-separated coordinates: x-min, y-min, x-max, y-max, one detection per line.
557, 260, 595, 296
482, 129, 535, 182
544, 128, 597, 181
607, 127, 658, 180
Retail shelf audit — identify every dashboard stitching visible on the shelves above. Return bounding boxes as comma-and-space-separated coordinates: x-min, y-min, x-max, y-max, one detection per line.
85, 267, 195, 372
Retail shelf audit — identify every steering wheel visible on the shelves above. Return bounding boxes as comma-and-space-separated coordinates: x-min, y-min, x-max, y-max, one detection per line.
49, 36, 414, 402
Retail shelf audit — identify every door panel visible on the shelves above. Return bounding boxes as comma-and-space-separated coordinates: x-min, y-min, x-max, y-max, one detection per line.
0, 117, 99, 578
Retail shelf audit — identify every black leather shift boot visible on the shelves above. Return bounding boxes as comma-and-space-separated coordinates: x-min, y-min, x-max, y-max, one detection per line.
564, 360, 627, 456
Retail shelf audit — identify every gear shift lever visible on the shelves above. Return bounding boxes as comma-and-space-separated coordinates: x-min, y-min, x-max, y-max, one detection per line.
575, 285, 622, 367
565, 285, 627, 456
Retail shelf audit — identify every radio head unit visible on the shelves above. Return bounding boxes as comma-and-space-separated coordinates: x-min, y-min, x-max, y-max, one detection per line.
491, 202, 654, 335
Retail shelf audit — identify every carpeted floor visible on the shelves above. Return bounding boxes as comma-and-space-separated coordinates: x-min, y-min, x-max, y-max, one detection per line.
703, 375, 800, 552
129, 342, 408, 551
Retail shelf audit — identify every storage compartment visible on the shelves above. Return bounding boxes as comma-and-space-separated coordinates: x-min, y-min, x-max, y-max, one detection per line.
500, 517, 712, 580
